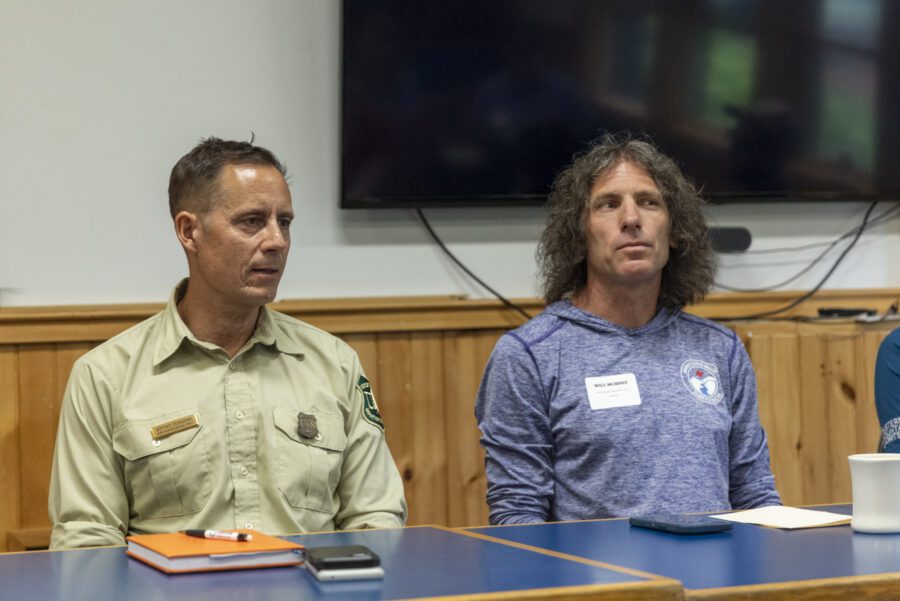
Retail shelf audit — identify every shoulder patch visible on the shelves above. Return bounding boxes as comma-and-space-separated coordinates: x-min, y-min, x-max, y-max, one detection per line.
357, 375, 384, 431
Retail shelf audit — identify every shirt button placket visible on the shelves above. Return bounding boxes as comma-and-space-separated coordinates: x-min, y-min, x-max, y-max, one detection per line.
224, 357, 261, 530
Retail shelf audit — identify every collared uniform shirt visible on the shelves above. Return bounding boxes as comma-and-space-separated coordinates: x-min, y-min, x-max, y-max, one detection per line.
49, 282, 407, 548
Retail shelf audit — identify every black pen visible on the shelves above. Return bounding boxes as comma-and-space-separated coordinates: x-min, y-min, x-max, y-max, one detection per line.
182, 529, 253, 542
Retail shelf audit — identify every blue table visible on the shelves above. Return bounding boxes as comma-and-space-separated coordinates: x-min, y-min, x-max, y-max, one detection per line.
469, 504, 900, 600
0, 526, 679, 601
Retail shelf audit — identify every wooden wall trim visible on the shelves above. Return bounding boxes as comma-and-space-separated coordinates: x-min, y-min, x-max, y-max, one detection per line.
1, 288, 898, 344
0, 296, 544, 343
690, 288, 900, 321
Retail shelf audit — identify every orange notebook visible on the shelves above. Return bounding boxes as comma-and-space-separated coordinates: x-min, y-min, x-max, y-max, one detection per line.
126, 530, 304, 574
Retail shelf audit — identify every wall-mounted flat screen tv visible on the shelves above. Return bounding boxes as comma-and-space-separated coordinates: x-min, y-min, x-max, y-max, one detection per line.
341, 0, 900, 208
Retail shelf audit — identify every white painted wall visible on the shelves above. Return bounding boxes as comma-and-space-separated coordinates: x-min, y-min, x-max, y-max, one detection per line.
1, 0, 898, 307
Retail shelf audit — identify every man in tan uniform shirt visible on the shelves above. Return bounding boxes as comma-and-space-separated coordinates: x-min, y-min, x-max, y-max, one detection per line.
49, 138, 407, 548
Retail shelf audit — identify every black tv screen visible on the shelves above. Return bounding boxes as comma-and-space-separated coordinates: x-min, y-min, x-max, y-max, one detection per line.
341, 0, 900, 208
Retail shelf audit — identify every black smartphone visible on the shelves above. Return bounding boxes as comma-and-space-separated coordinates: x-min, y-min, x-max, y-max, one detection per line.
304, 545, 384, 581
628, 514, 732, 535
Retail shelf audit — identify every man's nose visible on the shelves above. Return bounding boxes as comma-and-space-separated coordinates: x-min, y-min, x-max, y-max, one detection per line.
261, 220, 288, 251
620, 198, 641, 229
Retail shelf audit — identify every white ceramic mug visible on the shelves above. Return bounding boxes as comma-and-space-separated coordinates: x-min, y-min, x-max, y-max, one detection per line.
849, 453, 900, 533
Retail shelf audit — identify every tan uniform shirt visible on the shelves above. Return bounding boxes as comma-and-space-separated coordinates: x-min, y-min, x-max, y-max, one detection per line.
49, 282, 407, 548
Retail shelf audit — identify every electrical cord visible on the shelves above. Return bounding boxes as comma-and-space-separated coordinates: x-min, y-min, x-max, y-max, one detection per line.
721, 201, 900, 256
709, 200, 879, 320
415, 208, 532, 321
715, 231, 854, 293
714, 201, 899, 293
417, 198, 888, 323
715, 243, 841, 293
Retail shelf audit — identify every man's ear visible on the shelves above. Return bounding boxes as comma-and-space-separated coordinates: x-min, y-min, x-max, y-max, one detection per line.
174, 211, 202, 253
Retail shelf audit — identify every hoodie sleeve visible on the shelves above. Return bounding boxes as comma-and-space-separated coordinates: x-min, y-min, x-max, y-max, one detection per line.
475, 333, 554, 524
727, 335, 782, 509
875, 329, 900, 452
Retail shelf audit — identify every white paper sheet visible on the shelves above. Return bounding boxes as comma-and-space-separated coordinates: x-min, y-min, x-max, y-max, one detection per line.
709, 506, 851, 529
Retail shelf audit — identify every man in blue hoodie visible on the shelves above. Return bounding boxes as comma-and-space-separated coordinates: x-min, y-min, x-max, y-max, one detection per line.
475, 133, 780, 525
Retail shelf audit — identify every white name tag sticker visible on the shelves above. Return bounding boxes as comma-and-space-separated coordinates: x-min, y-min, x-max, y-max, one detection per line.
585, 373, 641, 410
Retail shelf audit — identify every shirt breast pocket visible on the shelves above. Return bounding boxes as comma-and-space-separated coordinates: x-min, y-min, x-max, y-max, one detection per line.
113, 414, 211, 519
273, 407, 347, 514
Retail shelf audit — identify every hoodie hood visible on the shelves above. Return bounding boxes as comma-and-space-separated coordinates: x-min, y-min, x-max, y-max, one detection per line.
543, 300, 680, 336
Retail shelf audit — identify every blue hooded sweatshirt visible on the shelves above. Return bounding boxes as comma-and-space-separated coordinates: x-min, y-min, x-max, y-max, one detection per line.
475, 301, 781, 525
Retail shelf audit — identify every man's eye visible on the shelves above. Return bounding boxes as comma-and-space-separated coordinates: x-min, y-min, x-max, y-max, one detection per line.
279, 218, 292, 228
243, 217, 262, 227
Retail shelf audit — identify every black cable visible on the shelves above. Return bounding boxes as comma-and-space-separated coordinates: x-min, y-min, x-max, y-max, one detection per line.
713, 201, 897, 293
722, 201, 900, 256
714, 241, 843, 293
415, 208, 532, 321
417, 198, 886, 322
715, 229, 852, 293
709, 201, 878, 320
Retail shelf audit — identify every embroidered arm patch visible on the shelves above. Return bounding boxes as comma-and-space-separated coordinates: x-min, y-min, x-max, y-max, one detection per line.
357, 374, 385, 431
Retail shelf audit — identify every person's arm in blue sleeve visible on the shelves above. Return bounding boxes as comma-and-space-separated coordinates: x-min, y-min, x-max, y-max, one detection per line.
475, 334, 554, 525
876, 329, 900, 453
726, 334, 782, 508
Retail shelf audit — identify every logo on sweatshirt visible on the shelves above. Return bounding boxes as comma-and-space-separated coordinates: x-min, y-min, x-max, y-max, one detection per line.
680, 360, 724, 404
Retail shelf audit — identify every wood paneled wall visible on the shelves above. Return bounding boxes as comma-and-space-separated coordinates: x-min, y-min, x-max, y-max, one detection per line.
735, 322, 891, 506
2, 289, 899, 551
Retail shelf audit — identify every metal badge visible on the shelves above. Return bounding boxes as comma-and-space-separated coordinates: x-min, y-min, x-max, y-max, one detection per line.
297, 412, 319, 440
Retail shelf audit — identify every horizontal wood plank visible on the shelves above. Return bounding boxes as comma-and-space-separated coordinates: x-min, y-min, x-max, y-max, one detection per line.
2, 288, 898, 343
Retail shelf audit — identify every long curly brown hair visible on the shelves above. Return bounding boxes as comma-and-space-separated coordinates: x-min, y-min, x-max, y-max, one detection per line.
537, 132, 715, 308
